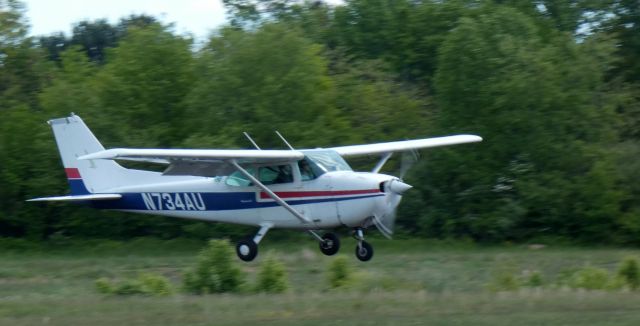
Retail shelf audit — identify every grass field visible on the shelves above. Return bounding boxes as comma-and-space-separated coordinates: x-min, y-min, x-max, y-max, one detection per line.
1, 238, 640, 325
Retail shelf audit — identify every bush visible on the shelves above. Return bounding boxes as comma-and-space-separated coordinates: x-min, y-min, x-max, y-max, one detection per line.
327, 255, 353, 289
95, 277, 113, 294
487, 268, 544, 291
139, 273, 172, 296
183, 239, 245, 294
566, 266, 610, 290
487, 270, 520, 292
524, 270, 544, 288
617, 257, 640, 290
255, 253, 289, 293
95, 273, 172, 296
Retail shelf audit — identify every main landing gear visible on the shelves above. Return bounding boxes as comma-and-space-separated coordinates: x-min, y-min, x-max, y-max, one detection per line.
236, 223, 271, 262
315, 228, 374, 262
236, 225, 374, 262
319, 232, 340, 256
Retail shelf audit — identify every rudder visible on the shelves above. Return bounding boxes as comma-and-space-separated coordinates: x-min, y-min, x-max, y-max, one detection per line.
49, 114, 128, 194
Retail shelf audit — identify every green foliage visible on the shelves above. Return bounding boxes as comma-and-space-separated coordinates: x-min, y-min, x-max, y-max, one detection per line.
94, 277, 112, 294
617, 257, 640, 290
419, 4, 622, 242
94, 273, 172, 296
95, 24, 195, 147
184, 24, 348, 149
486, 268, 546, 291
487, 268, 521, 292
255, 252, 289, 293
563, 266, 611, 290
327, 255, 353, 289
183, 239, 245, 294
139, 273, 173, 296
525, 271, 544, 288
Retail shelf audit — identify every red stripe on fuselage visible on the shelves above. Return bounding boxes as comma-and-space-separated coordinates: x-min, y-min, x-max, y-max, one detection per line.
260, 189, 380, 199
65, 168, 81, 179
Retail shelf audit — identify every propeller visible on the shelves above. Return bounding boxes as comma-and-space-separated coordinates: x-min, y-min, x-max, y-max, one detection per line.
398, 149, 420, 180
373, 178, 412, 239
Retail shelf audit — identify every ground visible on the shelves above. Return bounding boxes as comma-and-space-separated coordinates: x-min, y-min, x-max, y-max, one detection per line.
1, 237, 640, 325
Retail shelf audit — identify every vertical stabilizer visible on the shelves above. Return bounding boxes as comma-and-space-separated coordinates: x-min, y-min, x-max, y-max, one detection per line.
48, 114, 128, 194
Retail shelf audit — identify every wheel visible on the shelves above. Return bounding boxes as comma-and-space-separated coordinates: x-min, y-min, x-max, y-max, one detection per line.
236, 239, 258, 262
355, 241, 373, 262
319, 232, 340, 256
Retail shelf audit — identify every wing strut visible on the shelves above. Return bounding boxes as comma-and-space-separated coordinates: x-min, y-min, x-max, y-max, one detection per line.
243, 132, 261, 150
371, 152, 393, 173
275, 131, 295, 150
229, 160, 312, 225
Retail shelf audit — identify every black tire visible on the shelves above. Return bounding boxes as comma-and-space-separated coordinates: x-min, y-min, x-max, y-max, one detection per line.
236, 239, 258, 262
319, 232, 340, 256
355, 241, 373, 262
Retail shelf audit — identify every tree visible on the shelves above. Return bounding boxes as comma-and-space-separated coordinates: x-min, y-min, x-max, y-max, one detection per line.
414, 5, 622, 242
69, 19, 118, 64
93, 23, 195, 147
184, 24, 348, 149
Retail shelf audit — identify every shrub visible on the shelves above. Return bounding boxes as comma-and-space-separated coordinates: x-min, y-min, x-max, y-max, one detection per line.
95, 277, 112, 294
487, 270, 520, 292
566, 266, 610, 290
183, 239, 245, 294
139, 273, 172, 296
95, 273, 172, 296
524, 270, 544, 288
327, 255, 353, 289
617, 257, 640, 290
255, 253, 289, 293
112, 279, 145, 295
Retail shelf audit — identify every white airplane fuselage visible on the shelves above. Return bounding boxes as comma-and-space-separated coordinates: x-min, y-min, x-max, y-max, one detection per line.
86, 169, 394, 229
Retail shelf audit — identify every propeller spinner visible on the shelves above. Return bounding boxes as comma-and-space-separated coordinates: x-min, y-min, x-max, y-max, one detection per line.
373, 178, 412, 238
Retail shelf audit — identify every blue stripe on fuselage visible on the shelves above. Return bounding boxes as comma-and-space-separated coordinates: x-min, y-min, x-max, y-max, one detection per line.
90, 192, 384, 211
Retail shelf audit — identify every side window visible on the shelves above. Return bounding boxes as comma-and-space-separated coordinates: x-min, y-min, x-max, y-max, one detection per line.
225, 167, 255, 187
258, 165, 293, 185
298, 159, 318, 181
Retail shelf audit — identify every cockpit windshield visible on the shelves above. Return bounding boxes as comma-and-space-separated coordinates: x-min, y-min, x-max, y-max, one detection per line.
302, 150, 352, 174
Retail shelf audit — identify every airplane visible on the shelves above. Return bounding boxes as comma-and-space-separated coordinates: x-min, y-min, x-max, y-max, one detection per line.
30, 114, 482, 262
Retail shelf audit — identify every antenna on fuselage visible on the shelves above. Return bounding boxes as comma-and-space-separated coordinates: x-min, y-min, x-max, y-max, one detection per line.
243, 132, 261, 150
275, 131, 295, 150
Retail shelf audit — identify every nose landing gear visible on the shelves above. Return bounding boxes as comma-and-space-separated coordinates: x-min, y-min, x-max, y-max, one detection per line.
354, 228, 373, 262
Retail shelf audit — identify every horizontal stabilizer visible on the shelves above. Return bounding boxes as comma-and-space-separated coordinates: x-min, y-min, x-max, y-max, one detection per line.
28, 194, 122, 202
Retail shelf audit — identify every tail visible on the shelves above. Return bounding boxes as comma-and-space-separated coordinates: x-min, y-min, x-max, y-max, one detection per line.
48, 114, 130, 195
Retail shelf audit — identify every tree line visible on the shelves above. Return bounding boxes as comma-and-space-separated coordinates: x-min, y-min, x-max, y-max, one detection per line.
0, 0, 639, 244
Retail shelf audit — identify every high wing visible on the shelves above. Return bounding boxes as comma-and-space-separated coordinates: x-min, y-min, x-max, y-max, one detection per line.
79, 148, 305, 176
80, 148, 305, 162
329, 135, 482, 157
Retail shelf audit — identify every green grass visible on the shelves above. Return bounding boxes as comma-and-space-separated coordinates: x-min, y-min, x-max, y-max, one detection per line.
1, 238, 640, 325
